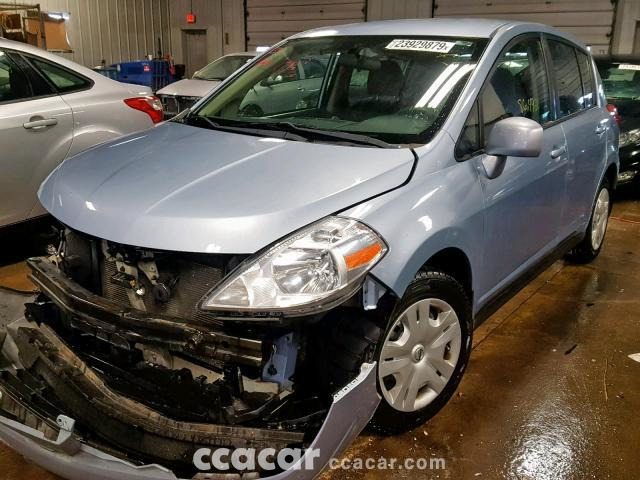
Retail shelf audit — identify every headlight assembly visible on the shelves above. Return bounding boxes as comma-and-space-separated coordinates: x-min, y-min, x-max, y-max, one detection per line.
199, 216, 387, 316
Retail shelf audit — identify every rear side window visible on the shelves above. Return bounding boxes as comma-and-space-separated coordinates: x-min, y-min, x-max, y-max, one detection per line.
30, 57, 91, 93
481, 37, 552, 143
576, 50, 595, 109
547, 40, 583, 117
0, 50, 31, 102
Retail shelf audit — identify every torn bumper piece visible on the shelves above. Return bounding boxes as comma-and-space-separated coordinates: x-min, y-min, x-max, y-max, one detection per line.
0, 357, 379, 480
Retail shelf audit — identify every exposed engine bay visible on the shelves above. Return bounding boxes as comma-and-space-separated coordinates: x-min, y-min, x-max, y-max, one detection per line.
0, 227, 393, 478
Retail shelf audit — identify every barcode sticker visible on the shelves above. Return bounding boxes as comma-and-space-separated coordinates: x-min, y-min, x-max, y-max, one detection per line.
386, 39, 456, 53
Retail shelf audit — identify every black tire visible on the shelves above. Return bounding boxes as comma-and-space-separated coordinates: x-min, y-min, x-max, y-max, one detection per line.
369, 271, 472, 435
566, 179, 612, 264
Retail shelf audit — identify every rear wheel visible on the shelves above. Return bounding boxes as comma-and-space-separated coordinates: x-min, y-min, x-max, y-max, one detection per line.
567, 179, 611, 264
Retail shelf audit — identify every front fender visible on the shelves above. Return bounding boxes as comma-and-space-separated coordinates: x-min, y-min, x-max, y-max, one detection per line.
342, 157, 485, 312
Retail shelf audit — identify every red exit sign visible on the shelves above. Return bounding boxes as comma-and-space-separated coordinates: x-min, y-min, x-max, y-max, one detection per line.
186, 12, 196, 24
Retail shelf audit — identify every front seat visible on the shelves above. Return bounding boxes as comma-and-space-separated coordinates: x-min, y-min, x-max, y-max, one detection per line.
351, 60, 404, 118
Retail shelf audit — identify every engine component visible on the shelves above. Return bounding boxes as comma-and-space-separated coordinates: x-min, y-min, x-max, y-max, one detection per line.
152, 273, 180, 303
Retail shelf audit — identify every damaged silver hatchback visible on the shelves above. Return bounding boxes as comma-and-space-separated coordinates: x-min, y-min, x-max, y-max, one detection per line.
0, 18, 618, 480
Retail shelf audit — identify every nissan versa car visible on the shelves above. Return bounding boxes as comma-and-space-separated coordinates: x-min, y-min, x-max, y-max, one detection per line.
596, 56, 640, 184
0, 38, 163, 229
157, 52, 255, 118
0, 19, 618, 480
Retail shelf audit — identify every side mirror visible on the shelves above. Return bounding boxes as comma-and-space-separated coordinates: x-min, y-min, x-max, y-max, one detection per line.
486, 117, 543, 158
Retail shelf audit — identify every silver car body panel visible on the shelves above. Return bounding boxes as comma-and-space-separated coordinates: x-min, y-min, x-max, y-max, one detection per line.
0, 38, 154, 226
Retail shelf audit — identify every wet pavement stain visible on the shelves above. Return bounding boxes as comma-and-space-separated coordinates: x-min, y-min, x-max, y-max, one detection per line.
1, 191, 640, 480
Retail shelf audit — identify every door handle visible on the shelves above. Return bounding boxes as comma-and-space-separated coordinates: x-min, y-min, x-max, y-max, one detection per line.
23, 118, 58, 130
595, 124, 607, 135
550, 145, 566, 159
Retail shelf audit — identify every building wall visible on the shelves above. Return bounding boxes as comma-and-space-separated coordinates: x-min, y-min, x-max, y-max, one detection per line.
37, 0, 172, 67
30, 0, 245, 69
18, 0, 640, 69
367, 0, 433, 21
612, 0, 640, 55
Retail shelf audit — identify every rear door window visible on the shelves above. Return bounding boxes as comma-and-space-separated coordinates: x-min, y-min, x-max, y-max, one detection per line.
576, 50, 595, 109
547, 40, 583, 118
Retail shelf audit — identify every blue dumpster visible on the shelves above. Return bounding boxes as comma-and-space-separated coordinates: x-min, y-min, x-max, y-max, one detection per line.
114, 60, 175, 91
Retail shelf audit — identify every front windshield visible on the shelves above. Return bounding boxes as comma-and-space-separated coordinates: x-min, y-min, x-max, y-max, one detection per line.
191, 36, 487, 145
598, 62, 640, 100
194, 55, 253, 80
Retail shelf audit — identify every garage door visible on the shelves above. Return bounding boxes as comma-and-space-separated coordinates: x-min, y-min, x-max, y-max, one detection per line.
434, 0, 616, 55
246, 0, 366, 51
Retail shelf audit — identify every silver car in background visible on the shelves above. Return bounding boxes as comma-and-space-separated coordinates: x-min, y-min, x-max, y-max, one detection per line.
157, 52, 255, 117
0, 38, 162, 228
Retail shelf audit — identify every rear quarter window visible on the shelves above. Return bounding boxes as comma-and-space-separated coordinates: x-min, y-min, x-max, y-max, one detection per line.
29, 57, 92, 93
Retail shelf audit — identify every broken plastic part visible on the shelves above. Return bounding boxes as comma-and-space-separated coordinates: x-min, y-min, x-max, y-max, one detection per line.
262, 333, 298, 392
362, 276, 387, 311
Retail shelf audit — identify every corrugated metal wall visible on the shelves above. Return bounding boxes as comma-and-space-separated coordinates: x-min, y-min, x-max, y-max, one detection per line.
367, 0, 433, 21
246, 0, 366, 51
35, 0, 172, 67
433, 0, 616, 55
7, 0, 631, 68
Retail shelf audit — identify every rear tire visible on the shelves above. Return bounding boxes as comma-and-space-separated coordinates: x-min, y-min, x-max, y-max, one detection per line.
566, 179, 611, 264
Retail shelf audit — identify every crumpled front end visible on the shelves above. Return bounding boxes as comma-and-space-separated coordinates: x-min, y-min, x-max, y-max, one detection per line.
0, 228, 390, 479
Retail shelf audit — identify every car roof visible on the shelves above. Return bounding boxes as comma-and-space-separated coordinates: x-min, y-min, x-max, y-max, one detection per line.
293, 18, 512, 39
0, 37, 107, 81
291, 18, 583, 47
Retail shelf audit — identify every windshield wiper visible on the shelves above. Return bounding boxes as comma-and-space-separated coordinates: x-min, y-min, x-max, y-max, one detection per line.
185, 115, 308, 142
264, 121, 394, 148
225, 120, 395, 148
185, 115, 395, 148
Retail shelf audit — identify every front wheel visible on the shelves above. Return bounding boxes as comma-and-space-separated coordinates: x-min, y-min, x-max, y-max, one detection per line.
369, 271, 472, 435
566, 179, 611, 264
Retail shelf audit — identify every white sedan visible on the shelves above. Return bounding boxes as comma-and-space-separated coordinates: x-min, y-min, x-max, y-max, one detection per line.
157, 52, 254, 117
0, 38, 162, 228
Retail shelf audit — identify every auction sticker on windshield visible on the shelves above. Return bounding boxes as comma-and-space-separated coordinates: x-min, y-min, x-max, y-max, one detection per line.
386, 39, 455, 53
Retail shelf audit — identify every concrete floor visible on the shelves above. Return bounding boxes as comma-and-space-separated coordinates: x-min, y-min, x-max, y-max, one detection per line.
1, 191, 639, 480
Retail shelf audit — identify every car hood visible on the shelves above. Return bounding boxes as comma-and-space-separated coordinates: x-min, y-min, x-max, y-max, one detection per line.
39, 122, 415, 253
156, 78, 220, 97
